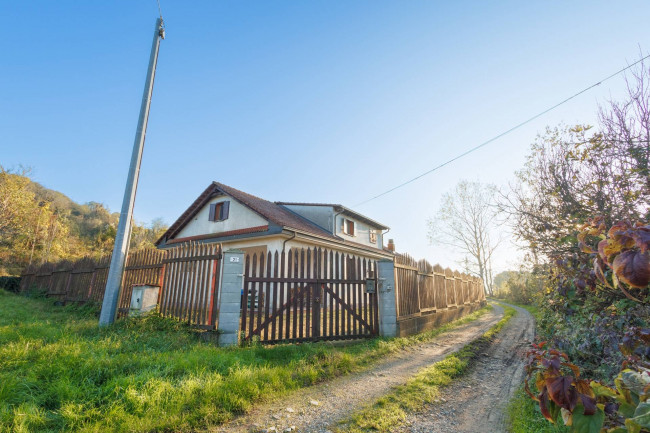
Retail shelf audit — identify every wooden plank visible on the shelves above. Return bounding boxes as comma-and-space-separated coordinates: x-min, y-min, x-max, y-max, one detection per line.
209, 246, 221, 327
278, 250, 285, 340
305, 248, 311, 340
244, 277, 368, 284
298, 249, 304, 340
263, 251, 272, 341
183, 244, 201, 324
249, 253, 258, 337
161, 253, 222, 264
192, 244, 207, 325
292, 249, 298, 340
271, 251, 279, 340
241, 253, 250, 337
286, 249, 293, 340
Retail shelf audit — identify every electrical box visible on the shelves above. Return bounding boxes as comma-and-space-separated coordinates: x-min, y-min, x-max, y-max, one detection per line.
129, 285, 160, 316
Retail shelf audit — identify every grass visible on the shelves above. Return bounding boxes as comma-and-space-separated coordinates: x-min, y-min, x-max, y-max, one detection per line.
496, 300, 569, 432
0, 290, 492, 433
507, 387, 569, 433
336, 303, 517, 432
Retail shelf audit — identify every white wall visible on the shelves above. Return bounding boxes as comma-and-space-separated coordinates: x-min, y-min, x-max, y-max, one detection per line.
175, 195, 268, 239
335, 214, 383, 249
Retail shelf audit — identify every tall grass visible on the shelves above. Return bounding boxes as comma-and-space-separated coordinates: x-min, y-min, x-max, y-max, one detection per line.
0, 290, 491, 433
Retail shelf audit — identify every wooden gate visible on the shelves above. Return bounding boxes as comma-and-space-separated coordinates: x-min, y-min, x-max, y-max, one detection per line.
241, 247, 379, 343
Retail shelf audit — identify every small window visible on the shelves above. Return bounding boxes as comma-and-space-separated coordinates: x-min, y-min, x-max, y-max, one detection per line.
369, 230, 377, 243
208, 201, 230, 222
342, 218, 355, 236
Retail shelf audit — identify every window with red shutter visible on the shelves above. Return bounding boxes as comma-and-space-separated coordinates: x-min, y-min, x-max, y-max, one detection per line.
346, 220, 355, 236
220, 201, 230, 220
208, 201, 230, 222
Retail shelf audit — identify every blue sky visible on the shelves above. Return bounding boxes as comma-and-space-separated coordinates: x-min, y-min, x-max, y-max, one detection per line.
2, 1, 649, 271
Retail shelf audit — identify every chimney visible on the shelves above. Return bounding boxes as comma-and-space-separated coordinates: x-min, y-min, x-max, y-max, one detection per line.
387, 239, 395, 252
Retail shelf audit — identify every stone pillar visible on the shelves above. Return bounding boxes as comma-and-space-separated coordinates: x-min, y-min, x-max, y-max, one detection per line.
217, 249, 245, 346
377, 259, 398, 337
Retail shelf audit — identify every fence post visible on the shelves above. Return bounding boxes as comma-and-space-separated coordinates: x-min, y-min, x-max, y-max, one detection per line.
217, 249, 245, 346
377, 259, 398, 337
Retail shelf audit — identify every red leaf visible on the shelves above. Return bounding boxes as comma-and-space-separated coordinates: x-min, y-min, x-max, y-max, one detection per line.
612, 250, 650, 288
546, 376, 578, 411
630, 226, 650, 253
579, 393, 597, 415
539, 388, 554, 422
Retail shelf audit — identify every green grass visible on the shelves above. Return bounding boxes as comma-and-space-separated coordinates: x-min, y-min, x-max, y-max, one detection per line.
0, 290, 492, 433
507, 387, 569, 433
337, 304, 517, 432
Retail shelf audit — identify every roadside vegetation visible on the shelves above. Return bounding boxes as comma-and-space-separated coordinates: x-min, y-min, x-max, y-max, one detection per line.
494, 62, 650, 432
337, 304, 516, 433
0, 289, 492, 433
0, 166, 167, 277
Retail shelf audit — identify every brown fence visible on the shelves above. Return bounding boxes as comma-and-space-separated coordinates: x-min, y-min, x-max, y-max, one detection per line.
19, 243, 222, 328
394, 253, 485, 319
241, 247, 379, 344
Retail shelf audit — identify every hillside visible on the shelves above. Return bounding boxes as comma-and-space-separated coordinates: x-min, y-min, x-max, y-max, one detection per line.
0, 166, 167, 276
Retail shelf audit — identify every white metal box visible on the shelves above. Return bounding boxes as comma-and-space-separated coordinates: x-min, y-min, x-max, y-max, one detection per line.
129, 285, 160, 316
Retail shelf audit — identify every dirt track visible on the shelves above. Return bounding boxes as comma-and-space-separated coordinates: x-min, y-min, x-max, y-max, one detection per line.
396, 303, 535, 433
215, 304, 505, 433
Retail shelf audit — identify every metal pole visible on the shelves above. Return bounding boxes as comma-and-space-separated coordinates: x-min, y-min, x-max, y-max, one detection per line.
99, 18, 165, 326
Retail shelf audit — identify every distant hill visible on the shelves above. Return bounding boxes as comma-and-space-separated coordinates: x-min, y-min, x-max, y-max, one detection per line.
0, 167, 167, 276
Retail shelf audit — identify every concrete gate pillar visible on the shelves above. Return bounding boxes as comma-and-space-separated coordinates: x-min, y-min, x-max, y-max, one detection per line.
377, 259, 398, 337
217, 249, 245, 346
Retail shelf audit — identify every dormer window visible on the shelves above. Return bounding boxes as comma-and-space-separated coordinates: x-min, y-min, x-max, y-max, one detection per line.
369, 230, 377, 243
208, 201, 230, 222
342, 218, 355, 236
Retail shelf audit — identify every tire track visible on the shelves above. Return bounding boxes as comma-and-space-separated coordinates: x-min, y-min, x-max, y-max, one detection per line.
214, 305, 504, 433
396, 303, 535, 433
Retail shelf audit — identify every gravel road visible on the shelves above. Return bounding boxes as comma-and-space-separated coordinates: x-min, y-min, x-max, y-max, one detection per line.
395, 303, 535, 433
215, 304, 505, 433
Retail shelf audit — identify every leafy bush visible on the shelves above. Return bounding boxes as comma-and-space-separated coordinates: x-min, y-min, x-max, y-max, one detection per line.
525, 328, 649, 433
0, 276, 20, 293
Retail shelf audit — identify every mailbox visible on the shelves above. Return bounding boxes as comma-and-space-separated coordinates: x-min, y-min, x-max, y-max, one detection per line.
365, 278, 376, 294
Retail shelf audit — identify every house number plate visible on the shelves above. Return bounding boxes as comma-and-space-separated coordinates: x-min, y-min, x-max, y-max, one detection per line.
229, 257, 240, 263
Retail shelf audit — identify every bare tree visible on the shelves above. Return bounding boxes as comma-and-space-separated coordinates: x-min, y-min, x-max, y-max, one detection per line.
500, 59, 650, 261
428, 180, 501, 295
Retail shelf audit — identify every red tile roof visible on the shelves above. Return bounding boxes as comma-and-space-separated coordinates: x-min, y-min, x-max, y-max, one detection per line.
156, 182, 337, 244
165, 225, 270, 245
156, 182, 391, 257
213, 182, 338, 240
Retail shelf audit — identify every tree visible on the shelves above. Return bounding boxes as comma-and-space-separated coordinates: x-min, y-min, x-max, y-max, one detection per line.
427, 180, 500, 295
502, 60, 650, 262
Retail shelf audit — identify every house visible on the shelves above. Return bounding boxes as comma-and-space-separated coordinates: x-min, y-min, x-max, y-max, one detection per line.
155, 182, 393, 260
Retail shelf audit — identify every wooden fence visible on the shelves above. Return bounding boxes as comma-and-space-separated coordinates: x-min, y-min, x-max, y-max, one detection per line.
241, 247, 379, 343
394, 253, 485, 319
19, 243, 222, 328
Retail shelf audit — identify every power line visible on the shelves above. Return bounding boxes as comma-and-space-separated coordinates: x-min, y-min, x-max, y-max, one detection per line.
354, 53, 650, 207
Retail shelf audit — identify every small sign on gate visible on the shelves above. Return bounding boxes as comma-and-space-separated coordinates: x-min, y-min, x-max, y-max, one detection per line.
365, 278, 376, 294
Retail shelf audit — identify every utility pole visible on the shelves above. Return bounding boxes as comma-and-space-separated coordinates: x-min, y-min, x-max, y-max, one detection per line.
99, 18, 165, 326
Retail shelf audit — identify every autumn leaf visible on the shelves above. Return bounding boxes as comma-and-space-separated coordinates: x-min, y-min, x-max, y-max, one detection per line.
546, 376, 578, 411
612, 250, 650, 288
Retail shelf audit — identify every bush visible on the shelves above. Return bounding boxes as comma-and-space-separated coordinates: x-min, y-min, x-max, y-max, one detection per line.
0, 276, 20, 293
